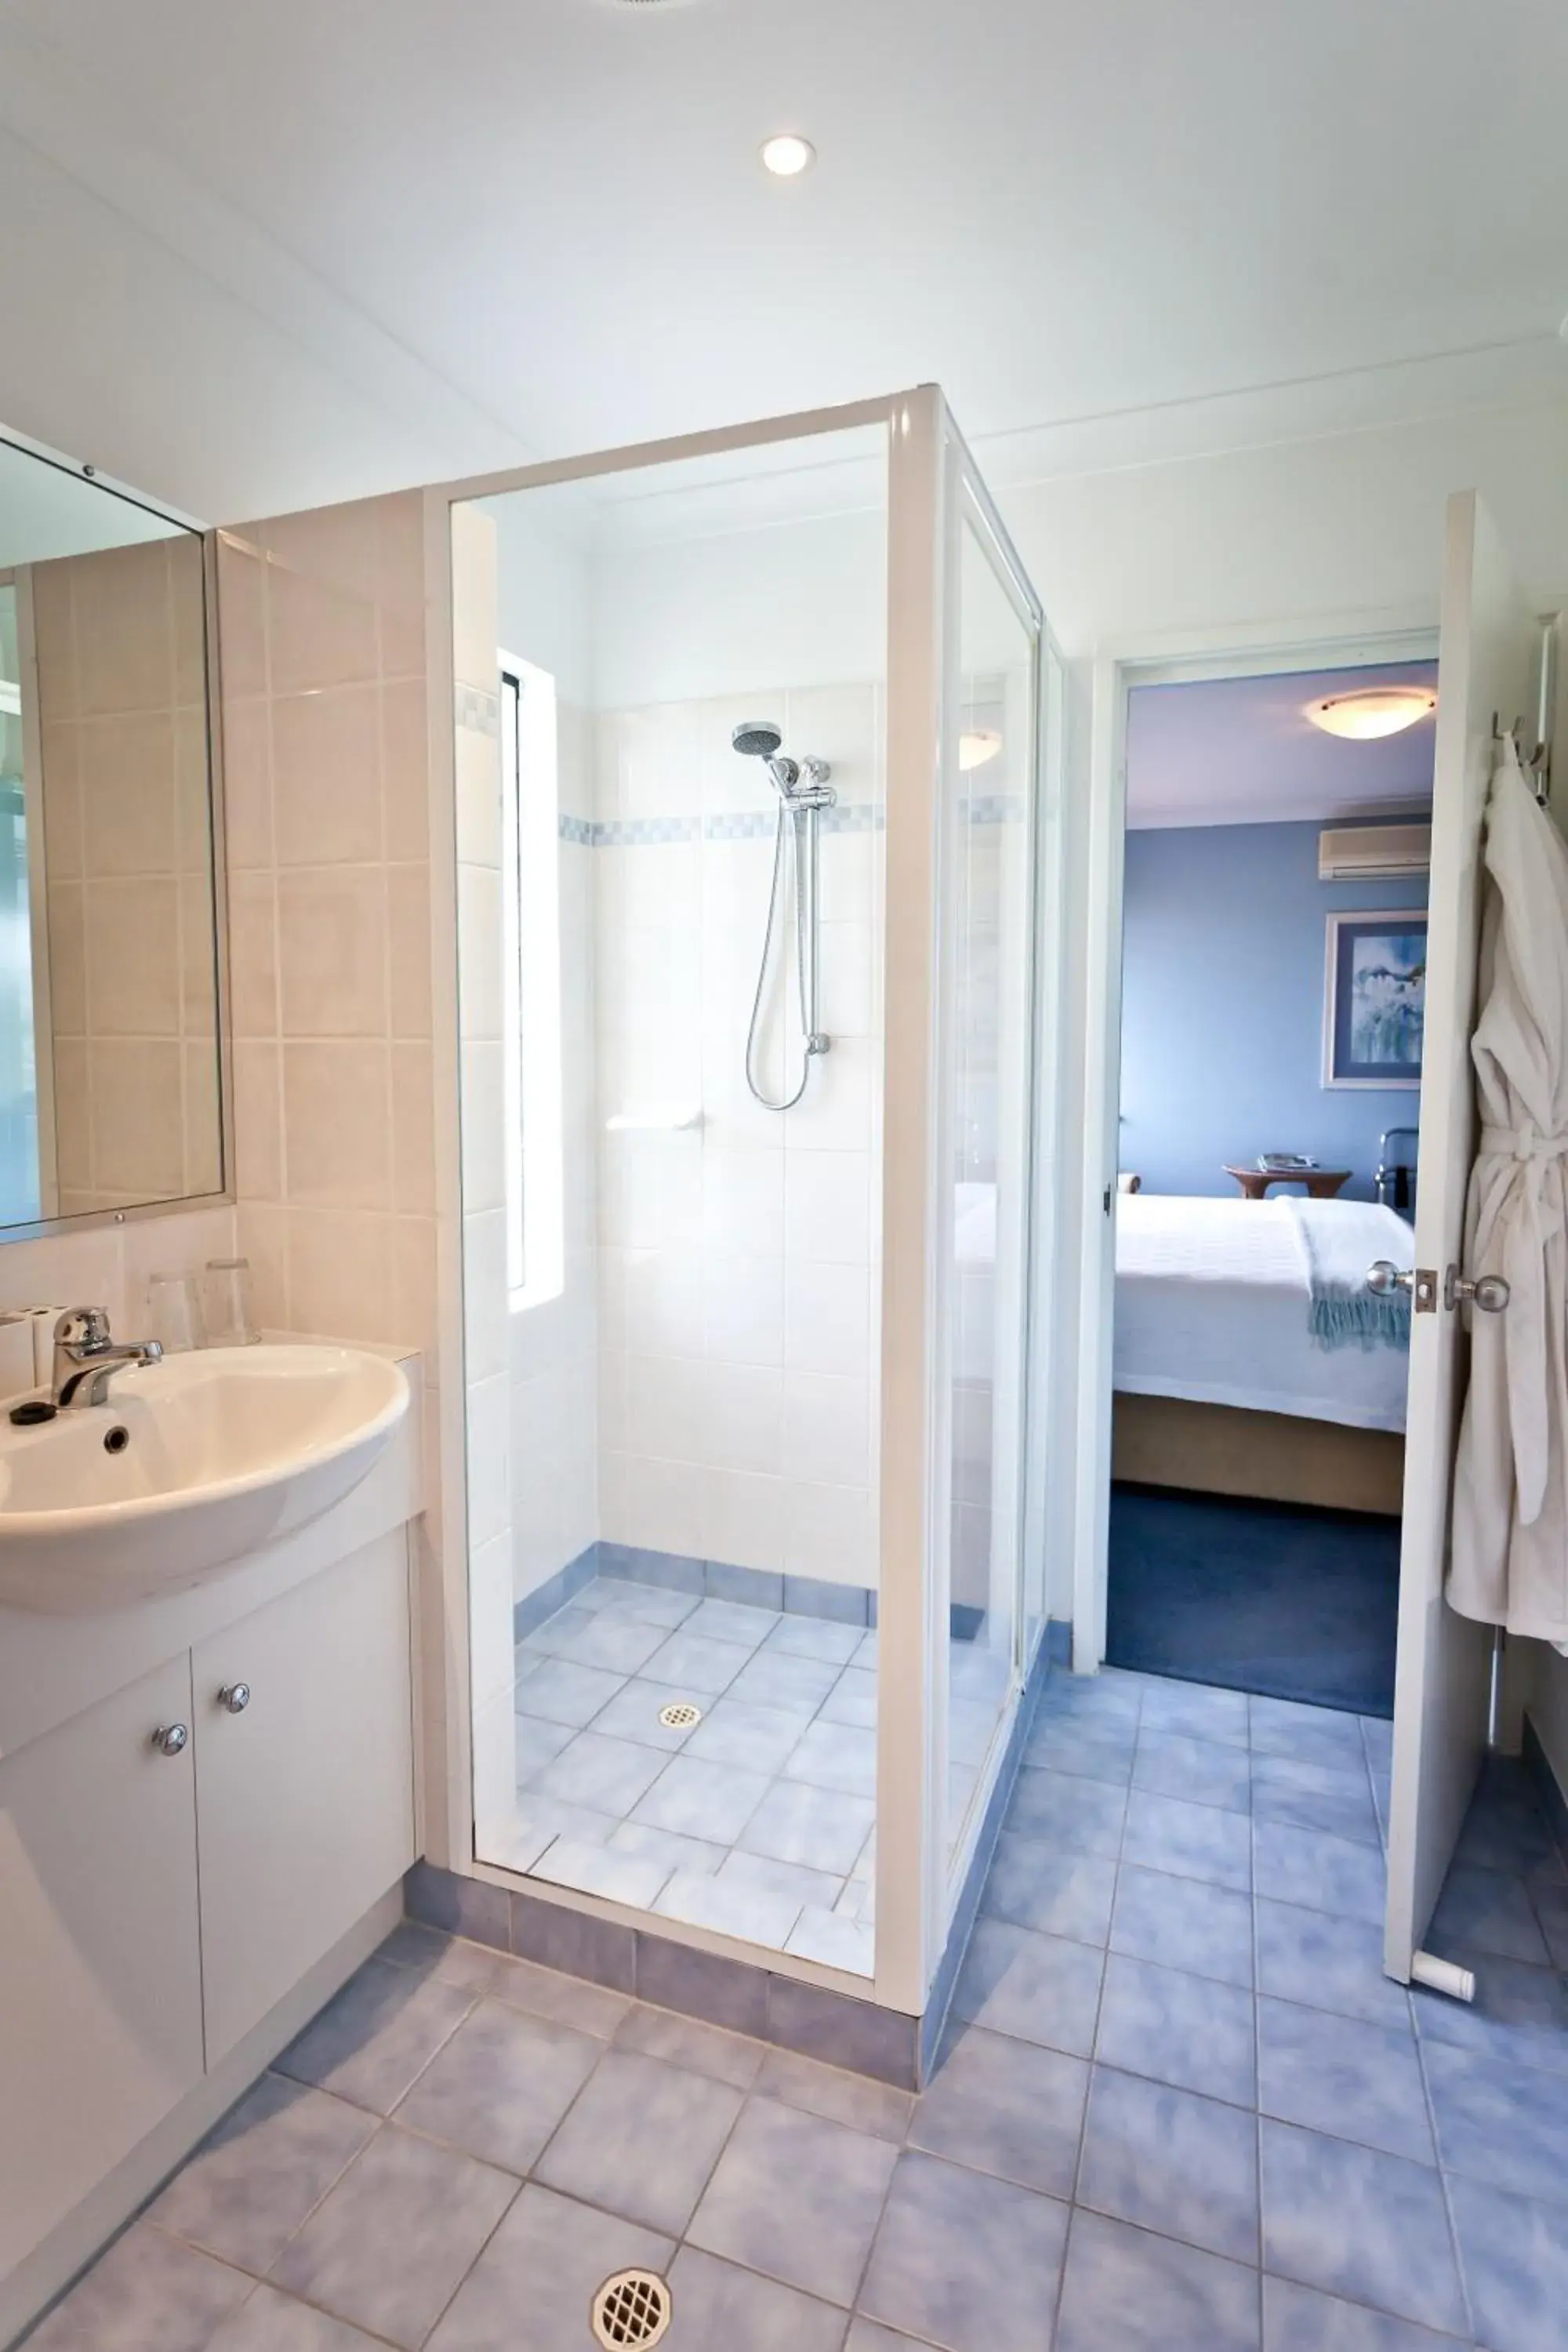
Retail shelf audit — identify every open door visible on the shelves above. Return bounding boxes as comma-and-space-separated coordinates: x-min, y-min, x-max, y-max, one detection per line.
1384, 491, 1539, 1983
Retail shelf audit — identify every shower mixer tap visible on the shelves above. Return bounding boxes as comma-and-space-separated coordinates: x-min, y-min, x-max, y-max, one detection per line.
731, 721, 836, 1109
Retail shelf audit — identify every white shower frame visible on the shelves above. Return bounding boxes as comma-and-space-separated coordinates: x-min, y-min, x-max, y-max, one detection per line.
422, 386, 1053, 2023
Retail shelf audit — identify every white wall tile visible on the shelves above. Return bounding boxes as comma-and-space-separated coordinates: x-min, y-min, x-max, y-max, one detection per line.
785, 1477, 875, 1584
702, 1250, 784, 1367
702, 1361, 784, 1477
784, 1148, 871, 1266
702, 1145, 784, 1257
625, 1350, 706, 1465
785, 1258, 869, 1381
784, 1372, 872, 1490
702, 1466, 786, 1573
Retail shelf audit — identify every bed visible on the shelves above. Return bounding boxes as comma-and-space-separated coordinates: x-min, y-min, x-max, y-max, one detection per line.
1112, 1192, 1415, 1514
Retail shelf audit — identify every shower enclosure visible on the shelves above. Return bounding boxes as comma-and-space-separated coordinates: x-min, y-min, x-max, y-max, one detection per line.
445, 388, 1066, 2029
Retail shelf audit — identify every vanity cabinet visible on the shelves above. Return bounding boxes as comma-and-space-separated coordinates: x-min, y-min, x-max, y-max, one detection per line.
0, 1654, 205, 2280
194, 1533, 414, 2063
0, 1531, 415, 2299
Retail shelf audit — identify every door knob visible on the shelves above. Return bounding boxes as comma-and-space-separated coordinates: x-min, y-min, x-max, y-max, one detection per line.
216, 1682, 251, 1715
151, 1723, 188, 1757
1367, 1261, 1414, 1297
1445, 1266, 1511, 1314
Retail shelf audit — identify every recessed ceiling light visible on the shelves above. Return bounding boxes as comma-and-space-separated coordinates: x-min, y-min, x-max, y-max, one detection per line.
760, 133, 815, 178
959, 729, 1002, 771
1304, 687, 1437, 740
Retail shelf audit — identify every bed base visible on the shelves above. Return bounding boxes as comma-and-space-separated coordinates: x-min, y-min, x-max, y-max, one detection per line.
1112, 1392, 1404, 1518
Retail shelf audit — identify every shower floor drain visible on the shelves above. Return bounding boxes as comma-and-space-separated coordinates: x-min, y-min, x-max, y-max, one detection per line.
590, 2269, 671, 2348
657, 1699, 702, 1731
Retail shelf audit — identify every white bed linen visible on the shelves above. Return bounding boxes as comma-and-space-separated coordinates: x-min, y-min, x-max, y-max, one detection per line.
1114, 1193, 1414, 1433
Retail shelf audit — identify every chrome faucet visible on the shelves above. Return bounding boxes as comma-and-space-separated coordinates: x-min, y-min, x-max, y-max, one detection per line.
52, 1307, 163, 1410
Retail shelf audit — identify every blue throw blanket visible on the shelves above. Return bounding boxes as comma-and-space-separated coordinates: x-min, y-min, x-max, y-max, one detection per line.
1286, 1199, 1413, 1353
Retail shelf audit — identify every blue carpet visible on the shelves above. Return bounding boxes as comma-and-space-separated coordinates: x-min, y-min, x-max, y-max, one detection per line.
1106, 1482, 1399, 1718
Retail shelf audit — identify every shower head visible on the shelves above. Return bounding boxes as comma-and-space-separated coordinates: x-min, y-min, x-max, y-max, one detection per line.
731, 720, 784, 760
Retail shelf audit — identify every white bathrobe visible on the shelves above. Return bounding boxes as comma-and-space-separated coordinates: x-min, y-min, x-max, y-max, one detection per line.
1448, 742, 1568, 1641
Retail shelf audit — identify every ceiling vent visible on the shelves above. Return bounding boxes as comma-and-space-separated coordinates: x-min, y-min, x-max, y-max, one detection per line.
1318, 822, 1432, 882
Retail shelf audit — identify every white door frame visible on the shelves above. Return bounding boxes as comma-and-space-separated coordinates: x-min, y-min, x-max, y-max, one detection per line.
1070, 609, 1442, 1673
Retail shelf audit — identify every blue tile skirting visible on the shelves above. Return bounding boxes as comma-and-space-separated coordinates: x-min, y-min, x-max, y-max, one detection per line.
405, 1858, 920, 2089
511, 1540, 1008, 1648
918, 1623, 1057, 2081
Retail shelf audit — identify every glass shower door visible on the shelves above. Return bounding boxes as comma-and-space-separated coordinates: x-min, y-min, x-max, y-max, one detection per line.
940, 466, 1043, 1867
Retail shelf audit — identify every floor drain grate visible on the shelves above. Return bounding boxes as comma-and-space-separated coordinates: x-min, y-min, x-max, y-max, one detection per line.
590, 2269, 672, 2348
657, 1699, 702, 1731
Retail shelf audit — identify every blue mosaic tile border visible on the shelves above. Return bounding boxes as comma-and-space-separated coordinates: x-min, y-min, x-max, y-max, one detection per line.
554, 803, 887, 849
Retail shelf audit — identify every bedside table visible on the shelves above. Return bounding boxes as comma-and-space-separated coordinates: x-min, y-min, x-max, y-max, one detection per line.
1224, 1165, 1351, 1200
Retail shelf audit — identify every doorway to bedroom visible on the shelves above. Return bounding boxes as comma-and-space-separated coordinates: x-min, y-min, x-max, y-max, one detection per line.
1106, 653, 1439, 1717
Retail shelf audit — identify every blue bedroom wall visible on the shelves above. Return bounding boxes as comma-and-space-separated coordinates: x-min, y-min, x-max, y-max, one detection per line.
1119, 819, 1427, 1200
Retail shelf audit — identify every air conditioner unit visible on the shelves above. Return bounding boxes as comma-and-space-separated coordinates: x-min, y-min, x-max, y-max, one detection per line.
1318, 822, 1432, 882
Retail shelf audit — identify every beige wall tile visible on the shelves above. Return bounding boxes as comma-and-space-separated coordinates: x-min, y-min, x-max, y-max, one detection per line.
171, 538, 208, 710
71, 543, 174, 717
263, 503, 379, 605
376, 493, 426, 679
52, 1036, 90, 1193
220, 698, 273, 869
382, 677, 429, 861
276, 867, 387, 1037
29, 562, 78, 724
88, 1040, 185, 1196
233, 1040, 282, 1201
182, 1043, 223, 1194
176, 708, 214, 878
236, 1200, 289, 1329
391, 1215, 439, 1360
181, 873, 220, 1029
79, 712, 177, 877
390, 1040, 436, 1214
272, 683, 383, 865
387, 864, 433, 1039
281, 1040, 392, 1209
40, 724, 82, 877
83, 878, 182, 1036
45, 884, 86, 1036
285, 1206, 397, 1344
227, 872, 280, 1040
216, 532, 268, 699
267, 561, 377, 696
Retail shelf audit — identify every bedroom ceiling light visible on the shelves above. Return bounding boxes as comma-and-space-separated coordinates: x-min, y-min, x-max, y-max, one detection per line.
760, 134, 815, 178
959, 728, 1002, 771
1305, 687, 1437, 740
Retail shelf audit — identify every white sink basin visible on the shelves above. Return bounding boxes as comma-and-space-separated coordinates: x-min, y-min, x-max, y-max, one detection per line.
0, 1344, 410, 1613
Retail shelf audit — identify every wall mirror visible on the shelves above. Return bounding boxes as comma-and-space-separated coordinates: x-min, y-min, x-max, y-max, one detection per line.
0, 431, 225, 1232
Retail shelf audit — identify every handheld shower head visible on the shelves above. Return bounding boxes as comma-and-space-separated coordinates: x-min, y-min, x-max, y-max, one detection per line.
731, 720, 783, 760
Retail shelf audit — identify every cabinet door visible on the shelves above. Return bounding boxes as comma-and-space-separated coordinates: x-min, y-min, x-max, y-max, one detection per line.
194, 1535, 415, 2063
0, 1655, 204, 2282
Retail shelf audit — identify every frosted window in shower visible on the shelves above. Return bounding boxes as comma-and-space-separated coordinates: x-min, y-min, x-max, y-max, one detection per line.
501, 657, 564, 1308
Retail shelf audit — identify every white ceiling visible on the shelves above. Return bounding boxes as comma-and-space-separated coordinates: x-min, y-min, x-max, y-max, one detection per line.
0, 1, 1565, 523
1126, 661, 1441, 829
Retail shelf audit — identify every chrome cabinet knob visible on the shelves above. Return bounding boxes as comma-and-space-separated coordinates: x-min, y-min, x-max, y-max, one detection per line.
216, 1682, 251, 1715
1366, 1260, 1415, 1297
151, 1723, 188, 1757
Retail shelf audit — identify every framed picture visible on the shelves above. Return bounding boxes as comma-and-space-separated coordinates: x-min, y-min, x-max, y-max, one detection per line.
1323, 910, 1427, 1090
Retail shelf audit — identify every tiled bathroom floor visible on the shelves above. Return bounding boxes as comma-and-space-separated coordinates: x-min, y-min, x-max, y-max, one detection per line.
31, 1664, 1568, 2352
498, 1575, 1009, 1977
